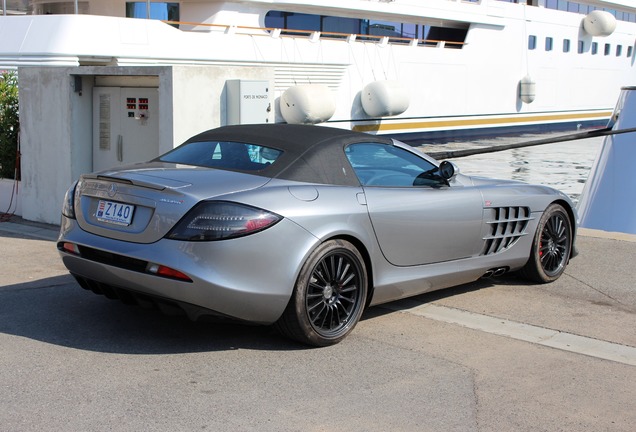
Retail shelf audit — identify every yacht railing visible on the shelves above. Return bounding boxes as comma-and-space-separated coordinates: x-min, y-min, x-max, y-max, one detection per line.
162, 21, 465, 49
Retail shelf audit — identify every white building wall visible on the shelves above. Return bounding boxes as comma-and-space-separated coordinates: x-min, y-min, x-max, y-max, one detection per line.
169, 65, 275, 147
19, 67, 75, 225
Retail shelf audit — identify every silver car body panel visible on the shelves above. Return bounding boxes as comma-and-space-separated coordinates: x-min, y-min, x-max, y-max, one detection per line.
361, 184, 484, 265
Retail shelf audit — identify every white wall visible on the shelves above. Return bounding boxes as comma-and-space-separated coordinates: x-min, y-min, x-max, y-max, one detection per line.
17, 65, 274, 225
170, 65, 275, 148
19, 67, 74, 225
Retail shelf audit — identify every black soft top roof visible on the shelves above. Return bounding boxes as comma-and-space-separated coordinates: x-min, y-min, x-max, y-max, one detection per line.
185, 124, 394, 186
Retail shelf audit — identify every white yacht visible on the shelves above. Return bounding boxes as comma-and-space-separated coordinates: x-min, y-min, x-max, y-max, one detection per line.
1, 0, 635, 141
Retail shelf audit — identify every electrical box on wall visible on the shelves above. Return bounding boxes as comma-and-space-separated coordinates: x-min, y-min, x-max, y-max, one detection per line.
226, 80, 272, 125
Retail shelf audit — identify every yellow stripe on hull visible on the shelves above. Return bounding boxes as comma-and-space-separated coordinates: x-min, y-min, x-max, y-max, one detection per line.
352, 111, 613, 133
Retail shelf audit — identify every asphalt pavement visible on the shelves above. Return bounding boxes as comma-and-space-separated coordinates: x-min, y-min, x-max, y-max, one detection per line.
1, 217, 635, 431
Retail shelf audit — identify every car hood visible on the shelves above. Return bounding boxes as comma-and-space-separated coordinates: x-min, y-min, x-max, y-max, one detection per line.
74, 162, 272, 243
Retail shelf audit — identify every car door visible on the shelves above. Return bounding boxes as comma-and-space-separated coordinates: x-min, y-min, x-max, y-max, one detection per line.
345, 143, 484, 266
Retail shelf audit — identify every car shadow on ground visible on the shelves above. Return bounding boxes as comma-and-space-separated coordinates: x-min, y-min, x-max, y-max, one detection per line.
362, 272, 531, 321
0, 274, 301, 354
0, 272, 532, 354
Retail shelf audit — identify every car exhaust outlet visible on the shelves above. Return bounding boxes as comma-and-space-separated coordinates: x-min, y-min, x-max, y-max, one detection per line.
482, 270, 494, 279
482, 267, 508, 278
493, 267, 507, 277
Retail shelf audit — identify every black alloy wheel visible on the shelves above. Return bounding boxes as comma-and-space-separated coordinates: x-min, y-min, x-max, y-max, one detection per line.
275, 239, 368, 346
539, 210, 570, 276
521, 203, 572, 283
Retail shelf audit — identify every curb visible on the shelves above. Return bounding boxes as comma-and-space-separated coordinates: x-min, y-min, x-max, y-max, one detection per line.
0, 217, 59, 241
578, 227, 636, 243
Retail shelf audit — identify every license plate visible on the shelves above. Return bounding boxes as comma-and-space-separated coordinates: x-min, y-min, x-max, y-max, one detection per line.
96, 200, 135, 226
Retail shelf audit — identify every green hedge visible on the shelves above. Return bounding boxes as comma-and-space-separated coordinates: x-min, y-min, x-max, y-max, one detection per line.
0, 70, 19, 180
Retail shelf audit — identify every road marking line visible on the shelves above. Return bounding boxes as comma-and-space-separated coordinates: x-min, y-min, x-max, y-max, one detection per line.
384, 302, 636, 367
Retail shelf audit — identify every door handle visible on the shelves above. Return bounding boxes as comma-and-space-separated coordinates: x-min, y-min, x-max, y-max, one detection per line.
117, 135, 123, 162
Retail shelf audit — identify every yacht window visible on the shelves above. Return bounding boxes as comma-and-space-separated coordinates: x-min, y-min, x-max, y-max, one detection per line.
578, 40, 585, 54
322, 16, 361, 35
528, 35, 537, 50
616, 45, 622, 57
545, 37, 553, 51
604, 44, 611, 56
591, 42, 598, 55
125, 2, 179, 21
264, 11, 466, 47
627, 46, 633, 58
286, 13, 320, 32
425, 27, 468, 48
563, 39, 570, 53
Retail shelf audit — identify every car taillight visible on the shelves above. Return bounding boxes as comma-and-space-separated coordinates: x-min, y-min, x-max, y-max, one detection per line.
166, 201, 282, 241
147, 263, 192, 282
62, 180, 79, 219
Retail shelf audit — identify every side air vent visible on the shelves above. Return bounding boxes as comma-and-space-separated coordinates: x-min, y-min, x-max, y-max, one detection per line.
482, 207, 533, 255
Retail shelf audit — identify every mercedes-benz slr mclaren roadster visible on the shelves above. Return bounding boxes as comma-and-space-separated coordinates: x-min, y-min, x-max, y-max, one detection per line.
58, 124, 577, 346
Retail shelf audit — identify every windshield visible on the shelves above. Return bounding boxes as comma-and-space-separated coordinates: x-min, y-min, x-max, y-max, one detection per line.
158, 140, 283, 171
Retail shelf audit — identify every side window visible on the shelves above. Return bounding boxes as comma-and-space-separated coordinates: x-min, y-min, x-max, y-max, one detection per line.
345, 143, 444, 187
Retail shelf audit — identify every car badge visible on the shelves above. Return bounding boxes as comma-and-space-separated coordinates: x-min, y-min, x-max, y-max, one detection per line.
107, 183, 118, 197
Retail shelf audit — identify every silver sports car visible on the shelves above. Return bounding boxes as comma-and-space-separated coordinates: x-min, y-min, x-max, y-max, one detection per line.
58, 124, 577, 346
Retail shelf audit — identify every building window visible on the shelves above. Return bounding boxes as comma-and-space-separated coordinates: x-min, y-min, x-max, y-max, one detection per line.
591, 42, 598, 55
528, 35, 537, 50
563, 39, 570, 53
545, 37, 553, 51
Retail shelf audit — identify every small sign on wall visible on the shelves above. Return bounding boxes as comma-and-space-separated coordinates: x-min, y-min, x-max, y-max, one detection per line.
226, 80, 272, 125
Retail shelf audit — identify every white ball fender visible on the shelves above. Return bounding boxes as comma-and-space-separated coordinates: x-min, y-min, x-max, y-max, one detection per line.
583, 11, 617, 37
361, 80, 410, 117
280, 85, 336, 124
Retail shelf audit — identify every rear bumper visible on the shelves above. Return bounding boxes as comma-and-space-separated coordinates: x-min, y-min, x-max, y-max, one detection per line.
58, 216, 319, 324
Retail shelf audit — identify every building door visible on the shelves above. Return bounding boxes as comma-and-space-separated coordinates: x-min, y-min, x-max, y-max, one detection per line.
92, 87, 160, 172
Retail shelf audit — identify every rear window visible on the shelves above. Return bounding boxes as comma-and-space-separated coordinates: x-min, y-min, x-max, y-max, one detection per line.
158, 141, 282, 171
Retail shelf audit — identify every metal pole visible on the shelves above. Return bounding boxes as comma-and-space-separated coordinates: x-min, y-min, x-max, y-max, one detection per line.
3, 0, 7, 17
146, 0, 151, 19
426, 126, 636, 160
74, 0, 78, 14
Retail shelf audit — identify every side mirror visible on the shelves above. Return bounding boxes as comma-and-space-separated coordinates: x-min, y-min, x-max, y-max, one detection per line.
439, 161, 458, 180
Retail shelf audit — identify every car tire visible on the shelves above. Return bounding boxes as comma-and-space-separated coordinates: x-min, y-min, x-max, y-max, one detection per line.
275, 239, 368, 347
521, 203, 572, 283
